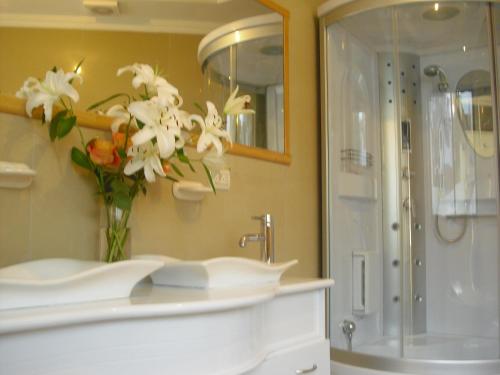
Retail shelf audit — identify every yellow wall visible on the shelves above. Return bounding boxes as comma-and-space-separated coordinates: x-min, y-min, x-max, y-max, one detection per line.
0, 28, 205, 114
0, 0, 323, 277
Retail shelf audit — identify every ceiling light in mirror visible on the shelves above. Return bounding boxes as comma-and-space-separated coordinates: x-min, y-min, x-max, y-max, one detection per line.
260, 45, 283, 56
422, 5, 460, 21
83, 0, 120, 16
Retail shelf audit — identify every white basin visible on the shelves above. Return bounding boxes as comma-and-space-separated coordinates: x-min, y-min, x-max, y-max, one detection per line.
0, 258, 164, 310
134, 254, 298, 288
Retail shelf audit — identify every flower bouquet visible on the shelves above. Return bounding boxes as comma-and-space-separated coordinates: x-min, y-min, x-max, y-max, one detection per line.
16, 63, 253, 262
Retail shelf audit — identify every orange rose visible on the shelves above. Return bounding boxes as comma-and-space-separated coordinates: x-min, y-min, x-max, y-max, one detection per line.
112, 132, 133, 150
87, 138, 120, 166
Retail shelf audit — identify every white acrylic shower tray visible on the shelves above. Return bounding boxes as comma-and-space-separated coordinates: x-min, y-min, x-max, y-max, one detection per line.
134, 254, 298, 289
0, 258, 164, 310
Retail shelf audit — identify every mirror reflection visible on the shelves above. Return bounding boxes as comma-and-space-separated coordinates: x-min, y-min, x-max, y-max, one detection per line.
456, 69, 494, 158
199, 14, 284, 152
0, 0, 288, 162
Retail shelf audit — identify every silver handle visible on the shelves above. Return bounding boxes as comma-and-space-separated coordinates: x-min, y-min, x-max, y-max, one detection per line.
252, 214, 272, 222
296, 364, 317, 374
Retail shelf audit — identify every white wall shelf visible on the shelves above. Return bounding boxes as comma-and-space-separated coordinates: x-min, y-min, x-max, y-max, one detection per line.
0, 161, 36, 189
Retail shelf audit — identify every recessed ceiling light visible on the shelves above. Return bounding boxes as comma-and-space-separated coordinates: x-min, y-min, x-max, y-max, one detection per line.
423, 5, 460, 21
260, 45, 283, 56
83, 0, 120, 16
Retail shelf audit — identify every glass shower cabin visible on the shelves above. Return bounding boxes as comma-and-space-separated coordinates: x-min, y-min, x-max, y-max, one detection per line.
320, 1, 500, 373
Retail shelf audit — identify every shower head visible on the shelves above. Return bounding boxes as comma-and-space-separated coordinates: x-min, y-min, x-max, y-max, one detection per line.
424, 64, 449, 92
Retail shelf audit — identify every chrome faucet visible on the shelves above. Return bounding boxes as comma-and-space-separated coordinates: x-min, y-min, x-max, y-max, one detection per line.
239, 214, 274, 263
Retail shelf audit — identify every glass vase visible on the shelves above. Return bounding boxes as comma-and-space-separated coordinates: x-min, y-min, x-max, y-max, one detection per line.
103, 204, 131, 263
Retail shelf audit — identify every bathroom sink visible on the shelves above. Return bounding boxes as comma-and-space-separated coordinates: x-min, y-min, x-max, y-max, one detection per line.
0, 258, 163, 310
133, 254, 298, 288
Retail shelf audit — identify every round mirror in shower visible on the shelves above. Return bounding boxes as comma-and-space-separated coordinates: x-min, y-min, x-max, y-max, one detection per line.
456, 69, 494, 158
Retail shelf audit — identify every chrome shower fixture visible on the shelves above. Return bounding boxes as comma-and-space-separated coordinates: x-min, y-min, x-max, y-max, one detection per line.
341, 319, 356, 351
424, 64, 449, 92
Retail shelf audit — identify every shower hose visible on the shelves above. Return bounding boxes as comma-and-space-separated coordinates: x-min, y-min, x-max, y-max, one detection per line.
434, 215, 468, 244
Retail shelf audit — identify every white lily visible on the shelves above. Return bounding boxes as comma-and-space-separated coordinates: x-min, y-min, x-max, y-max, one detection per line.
20, 68, 82, 122
117, 63, 180, 106
106, 104, 138, 133
16, 77, 41, 99
193, 101, 232, 156
162, 109, 190, 149
223, 86, 254, 115
127, 99, 180, 159
124, 141, 165, 183
167, 106, 194, 131
202, 148, 228, 172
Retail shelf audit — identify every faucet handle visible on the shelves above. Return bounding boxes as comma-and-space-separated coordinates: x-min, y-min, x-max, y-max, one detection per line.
252, 214, 272, 223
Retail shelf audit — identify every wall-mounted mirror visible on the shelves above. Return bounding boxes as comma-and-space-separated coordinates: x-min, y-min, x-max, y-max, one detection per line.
0, 0, 289, 164
199, 13, 285, 154
456, 69, 494, 158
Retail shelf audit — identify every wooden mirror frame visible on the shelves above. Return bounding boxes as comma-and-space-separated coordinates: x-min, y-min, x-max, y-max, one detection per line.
0, 0, 290, 165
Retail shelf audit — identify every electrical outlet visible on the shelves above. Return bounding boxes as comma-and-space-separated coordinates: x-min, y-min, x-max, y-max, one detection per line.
213, 169, 230, 191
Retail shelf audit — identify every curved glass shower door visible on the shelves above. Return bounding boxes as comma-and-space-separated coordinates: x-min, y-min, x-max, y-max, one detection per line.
325, 4, 402, 358
323, 0, 500, 369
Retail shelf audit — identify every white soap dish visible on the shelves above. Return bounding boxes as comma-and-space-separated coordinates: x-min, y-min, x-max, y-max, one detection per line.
172, 180, 213, 202
0, 161, 36, 189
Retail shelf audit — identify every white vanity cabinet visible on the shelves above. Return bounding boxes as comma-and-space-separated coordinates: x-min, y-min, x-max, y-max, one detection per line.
248, 339, 330, 374
0, 278, 333, 375
247, 280, 332, 375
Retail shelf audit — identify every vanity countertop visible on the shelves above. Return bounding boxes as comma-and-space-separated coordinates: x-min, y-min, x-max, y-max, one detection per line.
0, 278, 333, 335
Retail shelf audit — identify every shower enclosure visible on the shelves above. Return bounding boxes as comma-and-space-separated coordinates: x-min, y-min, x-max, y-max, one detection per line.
320, 1, 500, 374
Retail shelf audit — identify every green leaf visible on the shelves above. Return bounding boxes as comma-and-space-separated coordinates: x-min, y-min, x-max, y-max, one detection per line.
111, 179, 130, 194
165, 175, 179, 183
177, 149, 195, 172
194, 102, 207, 116
87, 93, 131, 111
202, 163, 216, 194
69, 58, 85, 84
71, 147, 93, 171
169, 162, 184, 177
49, 110, 67, 141
73, 58, 84, 74
113, 192, 132, 210
136, 119, 145, 129
57, 115, 76, 139
117, 148, 127, 159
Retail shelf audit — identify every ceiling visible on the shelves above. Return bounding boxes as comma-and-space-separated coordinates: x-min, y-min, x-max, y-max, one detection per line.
0, 0, 273, 35
337, 2, 488, 56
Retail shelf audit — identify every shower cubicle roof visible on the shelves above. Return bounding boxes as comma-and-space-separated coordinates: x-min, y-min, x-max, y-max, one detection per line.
317, 0, 487, 56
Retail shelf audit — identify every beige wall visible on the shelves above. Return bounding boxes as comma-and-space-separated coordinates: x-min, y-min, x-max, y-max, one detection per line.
0, 0, 323, 278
